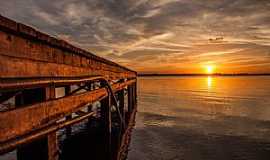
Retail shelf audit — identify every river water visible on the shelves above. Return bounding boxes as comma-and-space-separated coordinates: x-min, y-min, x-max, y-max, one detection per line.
128, 76, 270, 160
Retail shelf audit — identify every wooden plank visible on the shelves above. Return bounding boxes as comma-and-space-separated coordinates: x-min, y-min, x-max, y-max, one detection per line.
0, 54, 135, 80
0, 79, 135, 143
0, 112, 95, 154
0, 88, 106, 143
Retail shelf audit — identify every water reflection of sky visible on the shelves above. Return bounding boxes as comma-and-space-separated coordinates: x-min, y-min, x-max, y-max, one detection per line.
128, 76, 270, 160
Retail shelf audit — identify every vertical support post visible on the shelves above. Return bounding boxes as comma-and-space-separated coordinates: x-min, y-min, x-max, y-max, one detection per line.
47, 132, 58, 160
135, 78, 137, 104
118, 89, 125, 123
87, 83, 93, 127
46, 86, 59, 160
16, 87, 58, 160
64, 86, 72, 136
134, 78, 138, 105
118, 79, 125, 124
100, 84, 112, 160
132, 83, 135, 107
127, 84, 133, 114
133, 81, 137, 106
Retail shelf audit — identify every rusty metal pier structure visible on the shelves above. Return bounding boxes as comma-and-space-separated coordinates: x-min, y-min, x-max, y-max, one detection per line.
0, 15, 137, 160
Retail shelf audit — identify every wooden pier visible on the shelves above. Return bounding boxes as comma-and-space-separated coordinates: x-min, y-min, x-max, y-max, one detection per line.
0, 15, 137, 160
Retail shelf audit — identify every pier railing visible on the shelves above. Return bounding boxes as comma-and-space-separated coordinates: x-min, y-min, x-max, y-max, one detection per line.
0, 15, 137, 160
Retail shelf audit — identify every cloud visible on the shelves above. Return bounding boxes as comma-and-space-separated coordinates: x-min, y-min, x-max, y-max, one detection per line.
33, 9, 61, 26
0, 0, 270, 73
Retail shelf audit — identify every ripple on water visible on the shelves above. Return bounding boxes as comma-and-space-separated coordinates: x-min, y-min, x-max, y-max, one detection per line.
128, 76, 270, 160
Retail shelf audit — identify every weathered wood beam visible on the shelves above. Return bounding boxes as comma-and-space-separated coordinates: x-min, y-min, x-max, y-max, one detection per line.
0, 75, 104, 91
0, 15, 136, 80
0, 79, 135, 143
1, 110, 95, 154
0, 54, 134, 80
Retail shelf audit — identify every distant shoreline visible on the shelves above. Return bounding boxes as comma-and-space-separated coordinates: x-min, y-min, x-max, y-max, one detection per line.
138, 73, 270, 77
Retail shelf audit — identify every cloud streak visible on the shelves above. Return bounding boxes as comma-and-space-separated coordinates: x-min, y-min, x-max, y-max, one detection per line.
0, 0, 270, 73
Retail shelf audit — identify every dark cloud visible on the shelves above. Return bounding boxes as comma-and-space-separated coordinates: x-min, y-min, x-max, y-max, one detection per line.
0, 0, 270, 73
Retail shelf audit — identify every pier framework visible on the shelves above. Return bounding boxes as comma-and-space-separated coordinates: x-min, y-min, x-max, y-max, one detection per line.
0, 15, 137, 160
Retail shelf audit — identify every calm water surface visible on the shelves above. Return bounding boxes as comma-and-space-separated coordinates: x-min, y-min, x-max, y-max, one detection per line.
128, 76, 270, 160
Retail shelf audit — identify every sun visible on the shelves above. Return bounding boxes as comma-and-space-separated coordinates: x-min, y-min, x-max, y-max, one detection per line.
205, 65, 215, 74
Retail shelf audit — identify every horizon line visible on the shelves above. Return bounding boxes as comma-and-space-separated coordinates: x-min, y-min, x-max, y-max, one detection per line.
138, 73, 270, 77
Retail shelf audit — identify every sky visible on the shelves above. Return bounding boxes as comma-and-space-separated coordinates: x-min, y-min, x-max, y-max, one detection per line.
1, 0, 270, 74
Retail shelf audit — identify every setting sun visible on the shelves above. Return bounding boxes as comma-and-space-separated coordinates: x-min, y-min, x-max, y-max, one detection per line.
205, 65, 215, 74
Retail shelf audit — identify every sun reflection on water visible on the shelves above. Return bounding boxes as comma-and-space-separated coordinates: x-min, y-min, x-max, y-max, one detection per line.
207, 76, 212, 88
